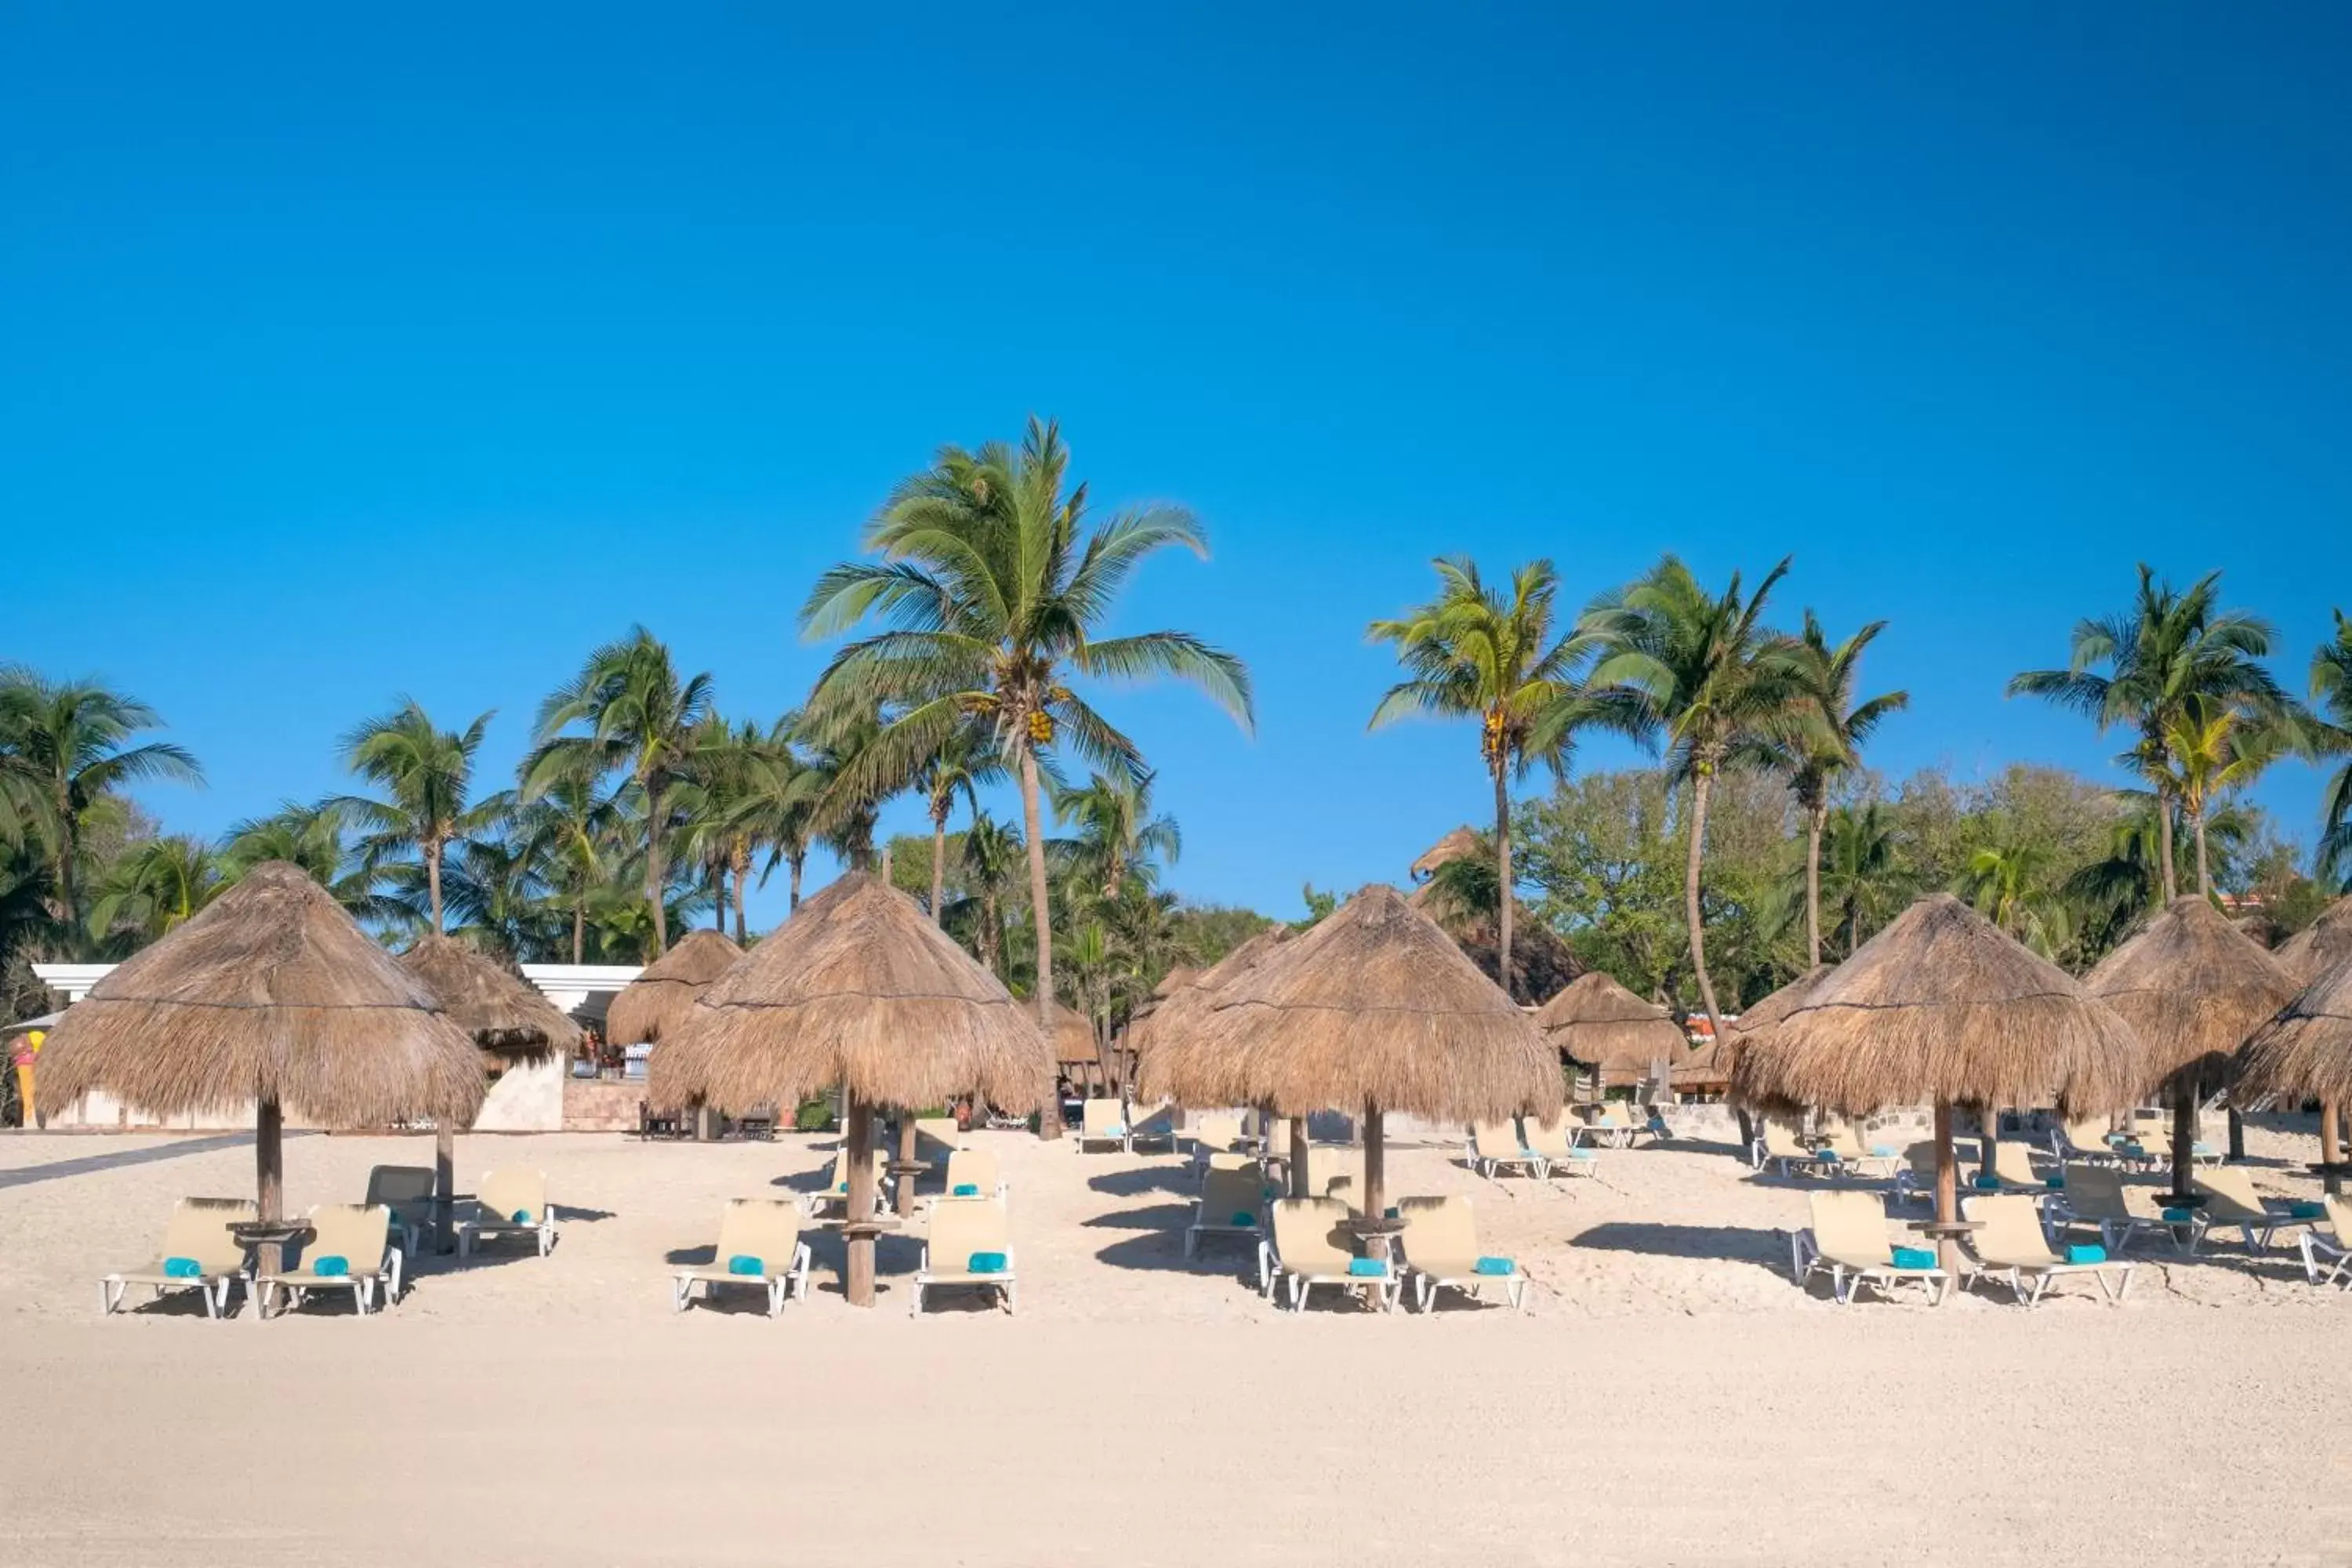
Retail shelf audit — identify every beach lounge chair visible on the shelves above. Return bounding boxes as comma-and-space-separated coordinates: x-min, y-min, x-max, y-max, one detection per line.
1792, 1190, 1949, 1305
100, 1197, 257, 1319
1076, 1098, 1131, 1154
254, 1204, 399, 1319
1958, 1193, 2135, 1306
673, 1199, 811, 1317
1187, 1112, 1244, 1160
2051, 1117, 2122, 1167
1469, 1121, 1548, 1181
362, 1165, 437, 1260
1522, 1116, 1601, 1178
914, 1116, 962, 1160
807, 1149, 891, 1218
1304, 1143, 1358, 1205
1971, 1139, 2049, 1196
910, 1191, 1016, 1315
1127, 1102, 1181, 1153
1580, 1104, 1633, 1149
1261, 1197, 1396, 1312
1397, 1195, 1525, 1312
456, 1170, 556, 1259
2049, 1164, 2165, 1254
1187, 1167, 1269, 1261
2296, 1196, 2352, 1288
1894, 1142, 1951, 1204
1762, 1120, 1839, 1179
938, 1147, 1007, 1207
2176, 1167, 2330, 1254
1818, 1122, 1899, 1178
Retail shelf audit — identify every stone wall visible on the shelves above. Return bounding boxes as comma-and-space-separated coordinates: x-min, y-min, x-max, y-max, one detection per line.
564, 1079, 644, 1133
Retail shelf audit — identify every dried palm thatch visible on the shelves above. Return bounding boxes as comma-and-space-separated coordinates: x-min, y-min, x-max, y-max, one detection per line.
1672, 966, 1828, 1094
2082, 897, 2299, 1099
647, 873, 1053, 1118
1131, 965, 1201, 1023
2234, 956, 2352, 1109
1183, 885, 1559, 1123
2274, 899, 2352, 987
1409, 826, 1483, 881
398, 934, 581, 1062
1132, 926, 1292, 1105
605, 928, 742, 1045
1731, 894, 2140, 1120
34, 862, 485, 1129
1044, 1000, 1103, 1065
1536, 971, 1688, 1088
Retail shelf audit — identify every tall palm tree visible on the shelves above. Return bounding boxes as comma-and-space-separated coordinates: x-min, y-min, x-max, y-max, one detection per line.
523, 628, 714, 956
1961, 841, 2071, 959
1813, 801, 1908, 958
509, 763, 626, 963
949, 808, 1025, 975
332, 701, 506, 935
86, 835, 226, 946
802, 418, 1253, 1135
1755, 613, 1907, 967
2135, 698, 2283, 898
2310, 610, 2352, 891
2009, 566, 2288, 903
916, 724, 1004, 924
0, 666, 202, 930
1369, 558, 1617, 992
1585, 555, 1798, 1040
1051, 770, 1179, 902
724, 714, 819, 916
220, 798, 391, 919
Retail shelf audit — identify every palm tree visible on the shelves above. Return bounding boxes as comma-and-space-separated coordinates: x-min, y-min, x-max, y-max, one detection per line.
1756, 613, 1907, 967
0, 666, 202, 930
86, 835, 225, 946
332, 701, 506, 934
1584, 555, 1798, 1040
2136, 698, 2284, 898
916, 724, 1004, 924
523, 629, 714, 956
2009, 566, 2288, 903
948, 808, 1025, 975
801, 418, 1253, 1135
1960, 841, 2071, 959
220, 798, 391, 919
2310, 610, 2352, 890
1051, 770, 1179, 902
509, 764, 625, 963
724, 714, 819, 916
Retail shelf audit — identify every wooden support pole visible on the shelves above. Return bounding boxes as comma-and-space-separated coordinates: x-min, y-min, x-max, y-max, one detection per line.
256, 1097, 285, 1276
845, 1098, 877, 1308
1289, 1116, 1312, 1200
1932, 1098, 1957, 1275
434, 1124, 456, 1254
895, 1112, 917, 1218
2322, 1097, 2343, 1199
1361, 1098, 1385, 1222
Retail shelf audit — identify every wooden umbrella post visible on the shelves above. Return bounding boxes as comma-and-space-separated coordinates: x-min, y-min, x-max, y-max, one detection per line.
2321, 1097, 2343, 1198
1361, 1098, 1385, 1222
2169, 1091, 2200, 1207
434, 1124, 456, 1255
1932, 1098, 1958, 1272
256, 1097, 285, 1276
895, 1112, 918, 1218
1289, 1117, 1312, 1200
844, 1098, 877, 1308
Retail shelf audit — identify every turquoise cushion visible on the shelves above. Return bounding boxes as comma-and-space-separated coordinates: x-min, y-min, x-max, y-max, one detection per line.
967, 1251, 1008, 1275
1474, 1256, 1514, 1276
1870, 1145, 1898, 1159
952, 1183, 981, 1197
1346, 1257, 1387, 1278
2161, 1207, 2194, 1223
2045, 1174, 2067, 1190
384, 1208, 401, 1226
1568, 1149, 1598, 1161
1889, 1246, 1936, 1269
2191, 1142, 2216, 1156
511, 1209, 532, 1225
311, 1254, 350, 1278
726, 1254, 764, 1276
1384, 1206, 1400, 1220
163, 1256, 203, 1279
1972, 1174, 2002, 1190
2066, 1243, 2106, 1264
1817, 1149, 1841, 1161
1229, 1210, 1256, 1227
1106, 1125, 1125, 1138
2289, 1200, 2326, 1220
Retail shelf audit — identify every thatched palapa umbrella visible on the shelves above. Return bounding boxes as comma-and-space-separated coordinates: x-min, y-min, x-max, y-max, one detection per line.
1536, 971, 1688, 1098
1671, 966, 1826, 1100
1732, 894, 2138, 1269
648, 874, 1051, 1307
1134, 927, 1299, 1177
606, 928, 742, 1045
2236, 954, 2352, 1192
2083, 897, 2300, 1206
2274, 899, 2352, 987
34, 863, 483, 1272
399, 934, 583, 1249
1177, 885, 1559, 1229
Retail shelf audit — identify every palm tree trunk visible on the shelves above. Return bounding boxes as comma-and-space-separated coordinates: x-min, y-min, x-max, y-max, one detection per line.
1492, 760, 1515, 1000
645, 779, 669, 954
789, 851, 804, 910
571, 896, 585, 964
2192, 802, 2212, 898
1683, 769, 1726, 1042
1019, 742, 1062, 1140
930, 810, 948, 927
426, 840, 444, 935
1805, 802, 1825, 969
980, 895, 1000, 975
711, 862, 726, 933
2155, 789, 2179, 903
731, 848, 749, 943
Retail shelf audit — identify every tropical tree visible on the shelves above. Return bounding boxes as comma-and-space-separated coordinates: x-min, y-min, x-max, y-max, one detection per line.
86, 835, 225, 946
0, 666, 202, 931
524, 629, 714, 956
1051, 769, 1178, 903
801, 418, 1253, 1135
1584, 555, 1798, 1039
509, 764, 626, 963
1754, 612, 1907, 966
2009, 566, 2288, 903
332, 701, 506, 934
1369, 558, 1616, 993
1810, 801, 1910, 959
2311, 610, 2352, 890
916, 724, 1004, 924
946, 808, 1025, 975
1960, 840, 2071, 959
2134, 697, 2285, 898
722, 714, 819, 916
220, 798, 392, 919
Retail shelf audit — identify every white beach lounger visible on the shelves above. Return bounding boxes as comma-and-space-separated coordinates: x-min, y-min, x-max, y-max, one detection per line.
1261, 1196, 1396, 1312
1521, 1116, 1600, 1178
254, 1204, 400, 1319
1469, 1121, 1548, 1181
935, 1147, 1007, 1207
362, 1165, 437, 1261
673, 1199, 812, 1317
1187, 1166, 1269, 1261
1762, 1120, 1840, 1179
2296, 1196, 2352, 1288
1398, 1195, 1525, 1312
2176, 1167, 2332, 1254
100, 1197, 256, 1319
1792, 1189, 1949, 1305
1960, 1192, 2135, 1306
2049, 1164, 2165, 1254
456, 1169, 556, 1258
911, 1193, 1015, 1316
1076, 1098, 1132, 1154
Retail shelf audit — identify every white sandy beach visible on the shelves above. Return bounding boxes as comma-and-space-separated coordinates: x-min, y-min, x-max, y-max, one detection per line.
3, 1120, 2349, 1566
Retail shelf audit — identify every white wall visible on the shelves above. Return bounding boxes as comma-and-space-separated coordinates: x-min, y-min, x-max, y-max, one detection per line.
471, 1057, 567, 1132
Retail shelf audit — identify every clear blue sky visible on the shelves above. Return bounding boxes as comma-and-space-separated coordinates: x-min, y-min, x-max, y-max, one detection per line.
4, 4, 2347, 928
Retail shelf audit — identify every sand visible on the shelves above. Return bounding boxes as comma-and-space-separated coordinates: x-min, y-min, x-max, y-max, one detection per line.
2, 1117, 2348, 1566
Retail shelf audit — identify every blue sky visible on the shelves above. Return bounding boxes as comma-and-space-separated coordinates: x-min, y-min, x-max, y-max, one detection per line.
3, 4, 2347, 927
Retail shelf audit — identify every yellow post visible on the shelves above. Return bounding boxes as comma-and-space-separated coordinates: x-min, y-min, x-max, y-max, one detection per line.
10, 1030, 41, 1129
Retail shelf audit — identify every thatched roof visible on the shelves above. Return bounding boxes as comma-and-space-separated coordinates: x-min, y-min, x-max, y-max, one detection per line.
33, 862, 484, 1127
645, 873, 1052, 1116
1133, 927, 1293, 1103
1536, 971, 1688, 1087
1044, 999, 1103, 1065
398, 935, 581, 1061
1410, 826, 1484, 881
2274, 899, 2352, 987
2082, 897, 2299, 1098
1669, 967, 1828, 1091
1128, 964, 1202, 1025
605, 929, 742, 1044
1730, 893, 2140, 1118
1170, 885, 1560, 1122
2234, 955, 2352, 1109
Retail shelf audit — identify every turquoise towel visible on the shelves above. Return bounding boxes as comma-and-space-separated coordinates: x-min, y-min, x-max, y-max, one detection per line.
1973, 1174, 2002, 1190
384, 1208, 401, 1226
1229, 1210, 1256, 1227
162, 1256, 202, 1279
1889, 1246, 1936, 1269
1473, 1256, 1514, 1276
837, 1181, 850, 1193
727, 1254, 764, 1276
952, 1183, 981, 1196
1870, 1145, 1898, 1159
2289, 1200, 2326, 1220
1384, 1207, 1400, 1220
2066, 1243, 2106, 1264
311, 1255, 350, 1277
2192, 1142, 2216, 1156
1346, 1257, 1387, 1278
2045, 1174, 2067, 1190
2161, 1207, 2194, 1223
1107, 1125, 1125, 1138
1569, 1149, 1598, 1161
1817, 1149, 1841, 1162
967, 1251, 1008, 1274
511, 1209, 532, 1225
